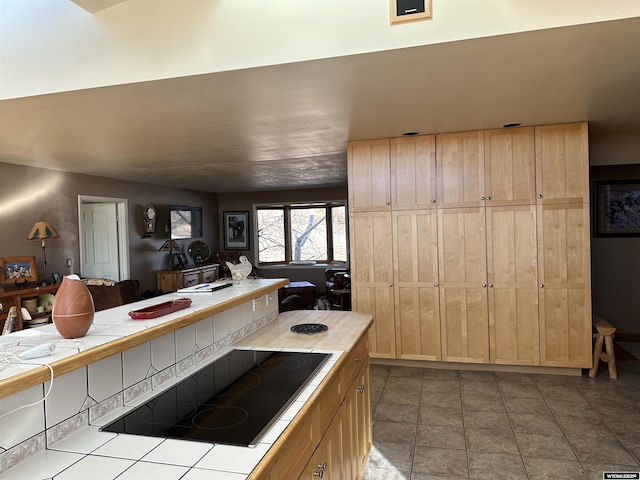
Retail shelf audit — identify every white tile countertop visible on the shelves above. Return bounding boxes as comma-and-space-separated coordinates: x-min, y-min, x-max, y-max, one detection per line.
0, 279, 374, 480
0, 279, 287, 391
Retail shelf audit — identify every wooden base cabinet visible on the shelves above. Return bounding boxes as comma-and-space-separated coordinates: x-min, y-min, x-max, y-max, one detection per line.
156, 264, 219, 293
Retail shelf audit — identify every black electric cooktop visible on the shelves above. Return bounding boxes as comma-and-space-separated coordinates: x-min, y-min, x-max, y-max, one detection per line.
102, 349, 329, 447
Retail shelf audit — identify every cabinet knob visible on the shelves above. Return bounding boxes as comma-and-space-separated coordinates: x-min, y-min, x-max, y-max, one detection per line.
486, 196, 491, 200
480, 196, 485, 200
386, 201, 391, 205
355, 356, 363, 362
357, 385, 366, 394
489, 284, 493, 288
434, 283, 439, 287
540, 284, 544, 288
538, 194, 543, 198
482, 283, 487, 288
431, 199, 436, 203
389, 283, 393, 287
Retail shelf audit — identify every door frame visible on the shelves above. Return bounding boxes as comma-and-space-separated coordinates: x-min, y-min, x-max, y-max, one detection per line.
78, 195, 130, 280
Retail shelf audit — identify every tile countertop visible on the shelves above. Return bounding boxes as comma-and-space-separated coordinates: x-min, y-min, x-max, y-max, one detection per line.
0, 278, 288, 397
0, 288, 374, 480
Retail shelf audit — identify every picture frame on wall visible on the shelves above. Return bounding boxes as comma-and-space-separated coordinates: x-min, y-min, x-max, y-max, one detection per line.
0, 256, 38, 285
223, 211, 249, 250
593, 179, 640, 237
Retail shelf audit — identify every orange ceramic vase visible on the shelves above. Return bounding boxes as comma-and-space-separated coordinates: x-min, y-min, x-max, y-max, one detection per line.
52, 275, 95, 339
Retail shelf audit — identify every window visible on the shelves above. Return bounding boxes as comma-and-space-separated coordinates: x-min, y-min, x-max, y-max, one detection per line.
256, 202, 347, 265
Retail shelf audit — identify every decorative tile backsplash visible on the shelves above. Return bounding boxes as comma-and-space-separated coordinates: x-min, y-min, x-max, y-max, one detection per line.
0, 292, 278, 473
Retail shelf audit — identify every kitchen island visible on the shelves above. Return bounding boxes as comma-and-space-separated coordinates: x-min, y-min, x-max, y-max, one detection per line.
0, 279, 373, 479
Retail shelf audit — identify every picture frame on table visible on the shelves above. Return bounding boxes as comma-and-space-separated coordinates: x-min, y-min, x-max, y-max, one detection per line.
172, 252, 189, 270
0, 256, 38, 285
223, 211, 249, 250
593, 179, 640, 237
52, 273, 62, 284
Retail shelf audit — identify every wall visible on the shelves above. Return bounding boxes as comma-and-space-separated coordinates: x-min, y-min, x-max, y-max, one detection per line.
0, 163, 219, 293
3, 1, 640, 100
218, 187, 348, 293
589, 157, 640, 337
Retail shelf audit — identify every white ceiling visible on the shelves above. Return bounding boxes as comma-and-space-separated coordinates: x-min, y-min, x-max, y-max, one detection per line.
0, 17, 639, 193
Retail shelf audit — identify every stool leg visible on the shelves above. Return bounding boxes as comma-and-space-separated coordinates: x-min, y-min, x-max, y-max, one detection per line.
604, 335, 617, 379
589, 333, 604, 378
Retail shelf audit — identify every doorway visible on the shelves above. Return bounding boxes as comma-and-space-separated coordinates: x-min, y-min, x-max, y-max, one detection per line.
78, 195, 130, 280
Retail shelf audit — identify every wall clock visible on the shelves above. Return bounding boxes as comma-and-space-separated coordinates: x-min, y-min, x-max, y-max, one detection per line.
141, 204, 156, 238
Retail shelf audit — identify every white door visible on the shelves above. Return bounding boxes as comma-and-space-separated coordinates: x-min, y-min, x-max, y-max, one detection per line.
81, 203, 120, 280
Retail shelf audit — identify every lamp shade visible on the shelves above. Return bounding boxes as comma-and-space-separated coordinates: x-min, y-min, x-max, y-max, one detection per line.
27, 221, 58, 240
158, 240, 181, 252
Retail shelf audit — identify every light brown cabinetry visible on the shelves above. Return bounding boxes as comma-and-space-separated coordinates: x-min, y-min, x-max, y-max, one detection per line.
535, 122, 589, 204
487, 205, 539, 365
347, 139, 391, 212
537, 203, 591, 367
393, 209, 441, 361
349, 212, 396, 358
156, 264, 219, 293
348, 122, 590, 369
390, 135, 437, 210
438, 207, 489, 363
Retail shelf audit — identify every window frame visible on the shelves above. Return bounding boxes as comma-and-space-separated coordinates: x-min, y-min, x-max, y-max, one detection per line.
255, 200, 348, 266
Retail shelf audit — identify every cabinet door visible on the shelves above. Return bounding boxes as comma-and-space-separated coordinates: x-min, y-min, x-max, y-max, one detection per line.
393, 210, 441, 360
436, 131, 485, 209
438, 208, 489, 363
342, 361, 371, 480
537, 203, 592, 367
390, 135, 437, 210
347, 139, 391, 212
487, 206, 539, 365
484, 127, 535, 206
535, 122, 589, 204
350, 212, 396, 358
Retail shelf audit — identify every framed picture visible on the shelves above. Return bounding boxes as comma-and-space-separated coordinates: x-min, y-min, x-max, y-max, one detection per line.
172, 252, 189, 270
223, 211, 249, 250
0, 256, 38, 285
52, 273, 62, 284
593, 180, 640, 237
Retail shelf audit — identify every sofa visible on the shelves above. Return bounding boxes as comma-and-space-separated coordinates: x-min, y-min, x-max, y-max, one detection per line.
85, 279, 140, 312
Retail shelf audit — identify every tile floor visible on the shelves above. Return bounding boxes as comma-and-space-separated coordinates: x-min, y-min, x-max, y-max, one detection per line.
364, 348, 640, 479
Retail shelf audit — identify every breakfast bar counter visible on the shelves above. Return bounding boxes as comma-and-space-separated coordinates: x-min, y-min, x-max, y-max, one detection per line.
0, 280, 373, 479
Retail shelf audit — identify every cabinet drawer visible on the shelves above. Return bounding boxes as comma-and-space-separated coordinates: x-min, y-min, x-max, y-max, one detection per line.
183, 273, 199, 287
201, 267, 217, 283
340, 334, 369, 396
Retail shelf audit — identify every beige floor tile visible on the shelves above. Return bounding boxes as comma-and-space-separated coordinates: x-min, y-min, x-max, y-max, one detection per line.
415, 424, 465, 450
417, 405, 463, 428
411, 446, 468, 477
421, 379, 461, 394
514, 431, 577, 460
463, 409, 511, 430
366, 441, 413, 472
508, 412, 563, 435
468, 451, 527, 480
372, 420, 417, 445
523, 457, 588, 479
503, 396, 551, 415
380, 388, 422, 406
375, 403, 420, 424
566, 434, 639, 465
464, 427, 519, 455
461, 394, 506, 412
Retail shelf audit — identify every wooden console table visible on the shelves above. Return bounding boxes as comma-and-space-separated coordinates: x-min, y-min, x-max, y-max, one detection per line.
0, 283, 60, 333
156, 264, 219, 293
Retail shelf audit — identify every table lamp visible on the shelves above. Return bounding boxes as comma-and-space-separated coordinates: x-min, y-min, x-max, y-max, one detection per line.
27, 221, 58, 286
158, 240, 181, 269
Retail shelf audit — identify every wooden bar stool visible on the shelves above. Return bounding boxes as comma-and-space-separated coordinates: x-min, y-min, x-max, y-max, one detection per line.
589, 315, 617, 379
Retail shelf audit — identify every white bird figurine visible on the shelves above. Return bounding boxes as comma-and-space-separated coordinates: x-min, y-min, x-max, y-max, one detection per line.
226, 256, 253, 282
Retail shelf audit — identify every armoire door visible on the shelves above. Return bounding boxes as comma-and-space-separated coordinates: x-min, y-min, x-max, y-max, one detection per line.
484, 126, 536, 207
487, 205, 539, 365
350, 212, 396, 358
537, 203, 592, 367
347, 139, 391, 212
535, 122, 589, 205
393, 210, 440, 361
436, 131, 485, 209
438, 207, 489, 363
390, 135, 437, 210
